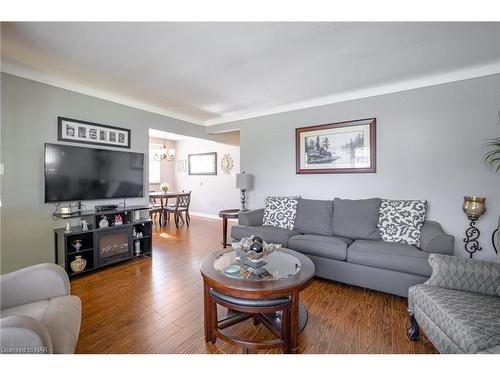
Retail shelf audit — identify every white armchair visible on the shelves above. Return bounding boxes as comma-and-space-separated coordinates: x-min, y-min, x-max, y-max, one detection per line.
0, 263, 81, 354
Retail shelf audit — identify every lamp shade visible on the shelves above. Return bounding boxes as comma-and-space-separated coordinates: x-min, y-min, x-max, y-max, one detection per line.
236, 173, 253, 190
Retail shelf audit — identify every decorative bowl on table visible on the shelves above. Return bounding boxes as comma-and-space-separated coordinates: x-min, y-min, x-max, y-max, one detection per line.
232, 236, 281, 267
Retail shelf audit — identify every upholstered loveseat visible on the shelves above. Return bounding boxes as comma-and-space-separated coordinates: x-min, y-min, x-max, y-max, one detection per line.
231, 197, 454, 297
0, 263, 82, 354
408, 254, 500, 353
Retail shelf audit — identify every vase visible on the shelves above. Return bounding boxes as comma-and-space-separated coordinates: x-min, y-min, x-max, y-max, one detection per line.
70, 255, 87, 273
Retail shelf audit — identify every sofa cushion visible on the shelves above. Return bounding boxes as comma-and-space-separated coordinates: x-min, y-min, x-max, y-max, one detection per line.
288, 234, 352, 261
332, 198, 382, 240
409, 284, 500, 353
263, 196, 300, 230
293, 198, 334, 236
347, 240, 432, 277
378, 199, 428, 247
1, 295, 81, 354
230, 225, 301, 247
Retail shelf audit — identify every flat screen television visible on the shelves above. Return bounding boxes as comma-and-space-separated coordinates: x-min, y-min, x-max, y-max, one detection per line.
44, 143, 144, 203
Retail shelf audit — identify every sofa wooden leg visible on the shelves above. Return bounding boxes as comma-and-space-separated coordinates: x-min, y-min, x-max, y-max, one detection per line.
407, 309, 420, 341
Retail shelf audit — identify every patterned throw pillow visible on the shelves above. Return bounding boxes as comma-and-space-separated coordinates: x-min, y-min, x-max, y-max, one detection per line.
263, 196, 300, 230
377, 199, 428, 247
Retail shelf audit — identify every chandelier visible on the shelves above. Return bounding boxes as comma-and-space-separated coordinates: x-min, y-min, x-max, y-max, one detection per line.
153, 137, 175, 161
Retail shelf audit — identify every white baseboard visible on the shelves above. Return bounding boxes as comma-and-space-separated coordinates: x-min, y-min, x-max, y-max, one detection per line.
189, 211, 238, 222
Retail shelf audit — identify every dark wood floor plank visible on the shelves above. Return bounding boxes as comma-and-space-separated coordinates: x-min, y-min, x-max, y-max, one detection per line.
72, 216, 437, 354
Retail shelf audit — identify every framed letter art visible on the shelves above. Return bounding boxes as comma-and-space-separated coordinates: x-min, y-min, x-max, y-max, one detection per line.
58, 117, 131, 148
296, 118, 376, 174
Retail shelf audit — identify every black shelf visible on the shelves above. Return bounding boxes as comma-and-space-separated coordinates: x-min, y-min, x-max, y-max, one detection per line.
52, 205, 150, 220
66, 248, 94, 256
68, 266, 97, 277
54, 206, 152, 278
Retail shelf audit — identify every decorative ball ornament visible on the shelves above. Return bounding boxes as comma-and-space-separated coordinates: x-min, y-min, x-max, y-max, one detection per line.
249, 241, 263, 253
220, 154, 234, 175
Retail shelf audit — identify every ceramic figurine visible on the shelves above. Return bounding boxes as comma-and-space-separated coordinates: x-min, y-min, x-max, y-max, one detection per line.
71, 239, 83, 251
114, 214, 123, 226
133, 227, 137, 238
65, 221, 72, 233
137, 231, 143, 239
80, 218, 89, 231
99, 215, 109, 228
70, 255, 87, 273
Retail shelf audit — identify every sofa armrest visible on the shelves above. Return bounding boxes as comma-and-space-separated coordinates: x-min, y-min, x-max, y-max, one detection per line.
238, 208, 264, 226
419, 221, 454, 255
425, 254, 500, 296
0, 315, 53, 354
0, 263, 70, 310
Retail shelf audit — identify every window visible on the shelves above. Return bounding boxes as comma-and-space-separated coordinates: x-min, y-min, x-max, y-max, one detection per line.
149, 145, 161, 184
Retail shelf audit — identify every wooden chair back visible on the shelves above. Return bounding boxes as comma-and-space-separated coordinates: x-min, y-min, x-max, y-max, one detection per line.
175, 192, 191, 209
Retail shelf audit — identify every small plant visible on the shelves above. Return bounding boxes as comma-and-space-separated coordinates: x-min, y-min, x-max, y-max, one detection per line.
160, 182, 170, 192
483, 136, 500, 173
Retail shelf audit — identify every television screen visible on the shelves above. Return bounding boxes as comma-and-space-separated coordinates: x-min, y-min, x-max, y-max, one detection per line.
44, 143, 144, 203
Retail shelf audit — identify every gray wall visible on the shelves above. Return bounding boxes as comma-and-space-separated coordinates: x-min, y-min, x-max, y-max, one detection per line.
174, 135, 240, 216
208, 74, 500, 261
0, 73, 207, 273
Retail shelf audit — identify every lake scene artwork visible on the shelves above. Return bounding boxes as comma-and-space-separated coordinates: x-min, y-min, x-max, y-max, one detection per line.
304, 130, 367, 167
296, 118, 376, 174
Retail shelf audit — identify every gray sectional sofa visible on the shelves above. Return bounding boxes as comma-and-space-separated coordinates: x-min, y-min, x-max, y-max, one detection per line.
231, 198, 454, 297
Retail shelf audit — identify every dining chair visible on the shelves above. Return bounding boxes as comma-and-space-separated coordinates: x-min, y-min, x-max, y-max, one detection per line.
164, 192, 191, 228
149, 192, 162, 224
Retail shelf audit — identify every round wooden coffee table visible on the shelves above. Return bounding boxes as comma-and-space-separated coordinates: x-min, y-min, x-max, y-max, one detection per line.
200, 248, 315, 353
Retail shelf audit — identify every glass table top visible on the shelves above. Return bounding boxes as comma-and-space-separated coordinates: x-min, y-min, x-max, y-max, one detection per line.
214, 250, 302, 281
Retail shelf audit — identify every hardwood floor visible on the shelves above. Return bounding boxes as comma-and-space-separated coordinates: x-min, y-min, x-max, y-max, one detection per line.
72, 216, 437, 354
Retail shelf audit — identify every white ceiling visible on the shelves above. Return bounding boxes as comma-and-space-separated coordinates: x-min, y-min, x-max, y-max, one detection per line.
149, 128, 197, 141
2, 22, 500, 126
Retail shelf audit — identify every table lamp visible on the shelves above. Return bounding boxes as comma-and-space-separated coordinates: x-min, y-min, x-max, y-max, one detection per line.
236, 172, 253, 212
462, 196, 486, 258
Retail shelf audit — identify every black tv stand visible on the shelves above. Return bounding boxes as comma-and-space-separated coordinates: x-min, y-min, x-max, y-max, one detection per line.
53, 205, 152, 278
95, 204, 119, 211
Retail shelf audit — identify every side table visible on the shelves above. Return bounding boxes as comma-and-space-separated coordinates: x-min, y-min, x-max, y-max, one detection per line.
218, 209, 240, 248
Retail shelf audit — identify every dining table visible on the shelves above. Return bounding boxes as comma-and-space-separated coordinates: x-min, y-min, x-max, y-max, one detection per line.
149, 191, 180, 226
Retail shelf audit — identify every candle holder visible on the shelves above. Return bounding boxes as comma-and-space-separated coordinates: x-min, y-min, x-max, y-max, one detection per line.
462, 196, 486, 258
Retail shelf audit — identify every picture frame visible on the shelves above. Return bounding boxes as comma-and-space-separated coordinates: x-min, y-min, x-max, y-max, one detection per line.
177, 159, 187, 173
188, 152, 217, 175
296, 118, 376, 174
58, 117, 131, 149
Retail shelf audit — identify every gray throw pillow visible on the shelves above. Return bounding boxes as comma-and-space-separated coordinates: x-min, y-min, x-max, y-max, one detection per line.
378, 199, 428, 247
263, 196, 300, 230
294, 198, 334, 236
332, 198, 382, 240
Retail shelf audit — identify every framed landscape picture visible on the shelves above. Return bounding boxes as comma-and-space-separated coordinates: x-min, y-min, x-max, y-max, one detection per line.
58, 117, 131, 148
296, 118, 376, 174
188, 152, 217, 175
